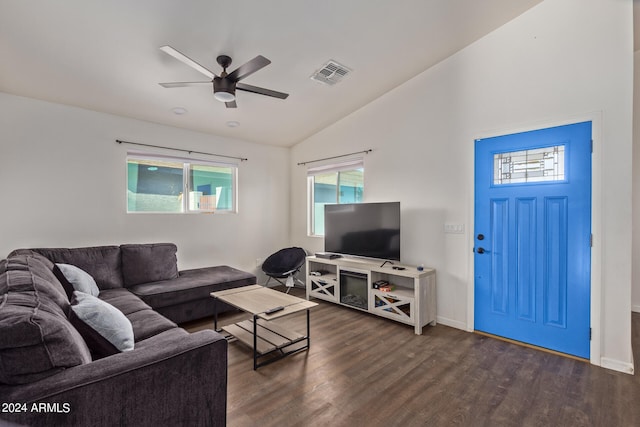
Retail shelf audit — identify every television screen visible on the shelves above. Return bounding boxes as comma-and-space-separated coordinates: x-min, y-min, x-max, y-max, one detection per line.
324, 202, 400, 261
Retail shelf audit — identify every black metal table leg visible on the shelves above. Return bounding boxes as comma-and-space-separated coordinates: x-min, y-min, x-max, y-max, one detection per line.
307, 309, 311, 348
253, 314, 258, 370
213, 297, 219, 332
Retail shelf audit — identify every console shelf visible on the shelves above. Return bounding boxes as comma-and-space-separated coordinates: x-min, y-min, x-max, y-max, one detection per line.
305, 256, 436, 335
308, 273, 338, 302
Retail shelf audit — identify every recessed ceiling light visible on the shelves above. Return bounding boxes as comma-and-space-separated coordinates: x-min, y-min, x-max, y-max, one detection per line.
226, 121, 240, 128
172, 107, 188, 115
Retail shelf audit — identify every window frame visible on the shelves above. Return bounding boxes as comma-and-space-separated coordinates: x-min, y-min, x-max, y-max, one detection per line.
126, 152, 238, 214
307, 158, 364, 237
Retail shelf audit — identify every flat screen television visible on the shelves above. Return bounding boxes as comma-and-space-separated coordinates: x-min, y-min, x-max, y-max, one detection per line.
324, 202, 400, 261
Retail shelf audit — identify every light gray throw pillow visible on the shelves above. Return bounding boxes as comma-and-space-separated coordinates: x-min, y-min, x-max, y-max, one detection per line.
69, 291, 134, 358
56, 263, 100, 296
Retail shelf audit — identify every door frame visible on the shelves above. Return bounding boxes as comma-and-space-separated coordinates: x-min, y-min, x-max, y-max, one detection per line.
466, 112, 602, 366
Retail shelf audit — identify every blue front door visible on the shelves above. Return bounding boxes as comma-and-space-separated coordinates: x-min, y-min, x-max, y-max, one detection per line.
474, 122, 592, 359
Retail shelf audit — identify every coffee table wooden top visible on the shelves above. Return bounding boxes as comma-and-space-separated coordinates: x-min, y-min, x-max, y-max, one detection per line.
211, 284, 317, 320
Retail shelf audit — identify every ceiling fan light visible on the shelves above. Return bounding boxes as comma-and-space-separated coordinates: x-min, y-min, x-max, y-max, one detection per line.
213, 77, 236, 102
213, 91, 235, 102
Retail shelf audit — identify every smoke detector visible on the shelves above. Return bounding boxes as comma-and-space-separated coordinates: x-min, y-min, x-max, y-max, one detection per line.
310, 60, 352, 86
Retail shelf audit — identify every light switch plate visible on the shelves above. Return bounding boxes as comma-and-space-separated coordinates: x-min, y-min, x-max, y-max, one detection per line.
444, 224, 465, 234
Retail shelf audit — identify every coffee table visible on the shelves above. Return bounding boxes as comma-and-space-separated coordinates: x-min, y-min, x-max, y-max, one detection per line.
211, 285, 318, 370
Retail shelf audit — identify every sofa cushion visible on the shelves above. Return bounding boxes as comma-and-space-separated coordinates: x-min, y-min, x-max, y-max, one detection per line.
9, 246, 123, 289
121, 243, 179, 287
56, 263, 100, 297
97, 288, 177, 341
0, 267, 91, 385
128, 266, 256, 309
5, 250, 55, 270
126, 308, 178, 342
155, 298, 235, 325
69, 291, 134, 359
98, 288, 153, 316
4, 255, 70, 313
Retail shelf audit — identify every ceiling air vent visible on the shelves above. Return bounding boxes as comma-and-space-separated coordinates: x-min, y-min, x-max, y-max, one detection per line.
310, 60, 352, 86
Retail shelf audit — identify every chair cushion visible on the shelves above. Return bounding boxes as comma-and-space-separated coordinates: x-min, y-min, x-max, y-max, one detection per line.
121, 243, 179, 287
69, 291, 134, 359
0, 263, 91, 385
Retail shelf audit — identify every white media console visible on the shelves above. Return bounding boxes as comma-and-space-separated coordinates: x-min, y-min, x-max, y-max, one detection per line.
305, 256, 436, 335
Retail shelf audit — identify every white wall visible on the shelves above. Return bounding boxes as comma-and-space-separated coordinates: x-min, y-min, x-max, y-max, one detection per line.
291, 0, 634, 371
0, 92, 290, 278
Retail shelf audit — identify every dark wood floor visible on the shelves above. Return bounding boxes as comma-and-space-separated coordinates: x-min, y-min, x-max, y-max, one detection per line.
185, 288, 640, 427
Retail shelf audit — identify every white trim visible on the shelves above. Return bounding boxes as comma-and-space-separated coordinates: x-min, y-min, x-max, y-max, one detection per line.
467, 112, 603, 367
632, 305, 640, 313
127, 150, 239, 167
306, 157, 364, 175
306, 157, 365, 237
436, 316, 467, 331
307, 176, 314, 236
600, 357, 634, 375
590, 113, 603, 367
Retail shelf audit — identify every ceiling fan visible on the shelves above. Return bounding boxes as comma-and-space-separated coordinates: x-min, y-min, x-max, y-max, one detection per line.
159, 45, 289, 108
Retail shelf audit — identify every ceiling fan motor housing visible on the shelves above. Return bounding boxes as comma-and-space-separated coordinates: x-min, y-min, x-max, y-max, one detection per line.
213, 76, 236, 101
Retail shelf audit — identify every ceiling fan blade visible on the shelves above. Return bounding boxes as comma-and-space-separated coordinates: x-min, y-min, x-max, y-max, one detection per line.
225, 100, 237, 108
159, 81, 211, 88
159, 45, 216, 79
236, 83, 289, 99
227, 55, 271, 81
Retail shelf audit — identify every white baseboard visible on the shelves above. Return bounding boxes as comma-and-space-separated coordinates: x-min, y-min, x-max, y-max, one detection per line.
436, 316, 467, 331
632, 305, 640, 313
600, 357, 634, 375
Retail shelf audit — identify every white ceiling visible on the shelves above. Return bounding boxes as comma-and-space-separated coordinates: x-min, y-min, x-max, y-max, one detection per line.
0, 0, 543, 147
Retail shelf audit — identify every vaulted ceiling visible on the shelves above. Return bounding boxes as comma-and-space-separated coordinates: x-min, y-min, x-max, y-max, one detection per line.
0, 0, 544, 147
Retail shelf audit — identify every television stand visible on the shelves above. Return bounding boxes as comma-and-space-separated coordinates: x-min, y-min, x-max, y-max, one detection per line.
305, 256, 436, 335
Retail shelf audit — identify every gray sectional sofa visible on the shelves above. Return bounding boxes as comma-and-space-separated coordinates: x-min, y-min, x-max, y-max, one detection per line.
0, 243, 257, 427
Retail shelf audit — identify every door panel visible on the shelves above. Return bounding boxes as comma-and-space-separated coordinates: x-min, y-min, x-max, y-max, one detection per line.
516, 197, 536, 322
490, 199, 509, 315
544, 196, 568, 328
474, 121, 591, 359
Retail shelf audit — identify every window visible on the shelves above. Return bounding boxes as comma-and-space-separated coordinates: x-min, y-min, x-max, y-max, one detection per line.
493, 145, 565, 185
307, 159, 364, 236
127, 154, 237, 213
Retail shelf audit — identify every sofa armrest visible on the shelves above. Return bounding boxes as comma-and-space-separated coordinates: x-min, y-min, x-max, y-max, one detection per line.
0, 329, 227, 427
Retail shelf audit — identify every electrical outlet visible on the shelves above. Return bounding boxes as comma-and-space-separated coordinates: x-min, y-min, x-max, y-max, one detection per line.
444, 224, 465, 234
